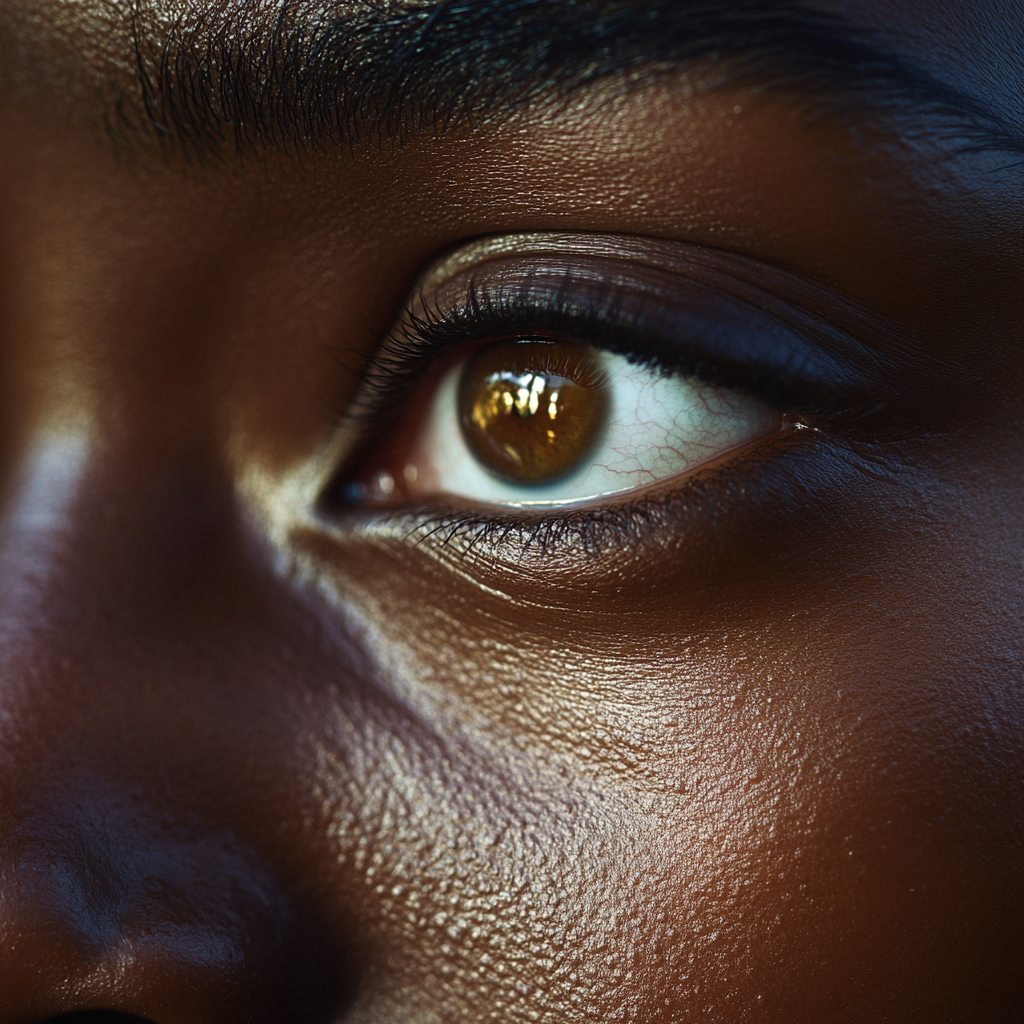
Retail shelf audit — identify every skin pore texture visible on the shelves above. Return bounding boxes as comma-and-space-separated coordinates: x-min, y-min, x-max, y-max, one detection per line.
0, 1, 1020, 1022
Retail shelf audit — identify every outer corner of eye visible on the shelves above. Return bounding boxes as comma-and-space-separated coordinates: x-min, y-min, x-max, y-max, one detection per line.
340, 336, 786, 513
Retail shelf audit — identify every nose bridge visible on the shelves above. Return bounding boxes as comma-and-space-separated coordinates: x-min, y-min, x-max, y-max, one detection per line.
0, 410, 236, 640
0, 425, 93, 641
0, 428, 357, 1021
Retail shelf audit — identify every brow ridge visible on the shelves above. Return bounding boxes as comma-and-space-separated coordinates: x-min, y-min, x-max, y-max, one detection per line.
108, 0, 1024, 159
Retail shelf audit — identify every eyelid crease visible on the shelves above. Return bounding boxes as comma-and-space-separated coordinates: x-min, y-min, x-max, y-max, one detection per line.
418, 231, 803, 290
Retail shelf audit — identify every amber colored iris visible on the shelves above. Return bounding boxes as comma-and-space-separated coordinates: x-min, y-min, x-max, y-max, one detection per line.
458, 340, 609, 485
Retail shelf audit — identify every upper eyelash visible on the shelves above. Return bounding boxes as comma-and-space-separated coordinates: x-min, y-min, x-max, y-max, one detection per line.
344, 268, 834, 437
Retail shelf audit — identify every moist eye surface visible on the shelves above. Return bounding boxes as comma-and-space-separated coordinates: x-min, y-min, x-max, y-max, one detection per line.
347, 339, 783, 509
459, 339, 610, 486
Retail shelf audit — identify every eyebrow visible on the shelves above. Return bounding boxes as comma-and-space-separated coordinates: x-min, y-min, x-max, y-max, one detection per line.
116, 0, 1022, 160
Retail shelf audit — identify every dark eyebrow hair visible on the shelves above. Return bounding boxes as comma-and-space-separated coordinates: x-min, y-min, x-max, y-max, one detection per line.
116, 0, 1021, 160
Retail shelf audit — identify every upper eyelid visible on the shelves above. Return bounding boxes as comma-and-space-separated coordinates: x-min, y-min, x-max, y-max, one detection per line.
349, 248, 884, 425
416, 231, 788, 288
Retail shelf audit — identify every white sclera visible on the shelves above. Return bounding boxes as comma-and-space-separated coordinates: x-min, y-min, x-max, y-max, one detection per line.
408, 351, 780, 507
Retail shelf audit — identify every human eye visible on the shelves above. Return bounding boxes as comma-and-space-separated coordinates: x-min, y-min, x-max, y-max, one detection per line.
345, 329, 782, 509
376, 333, 783, 508
324, 232, 870, 542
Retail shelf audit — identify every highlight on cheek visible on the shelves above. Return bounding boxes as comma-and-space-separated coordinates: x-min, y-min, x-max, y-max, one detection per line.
346, 336, 784, 510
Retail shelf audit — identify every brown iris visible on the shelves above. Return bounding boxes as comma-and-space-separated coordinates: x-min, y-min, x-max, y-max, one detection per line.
459, 339, 609, 485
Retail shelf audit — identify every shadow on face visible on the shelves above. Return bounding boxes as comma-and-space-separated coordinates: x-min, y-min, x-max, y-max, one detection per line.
0, 1, 1020, 1022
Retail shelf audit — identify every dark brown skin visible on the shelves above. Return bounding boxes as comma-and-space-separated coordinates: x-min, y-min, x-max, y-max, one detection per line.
0, 1, 1020, 1022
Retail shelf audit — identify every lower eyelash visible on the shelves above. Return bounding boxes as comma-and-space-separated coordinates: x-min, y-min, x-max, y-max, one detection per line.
332, 429, 808, 562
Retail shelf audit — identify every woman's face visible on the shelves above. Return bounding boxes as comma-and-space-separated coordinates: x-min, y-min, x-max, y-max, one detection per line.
0, 1, 1019, 1021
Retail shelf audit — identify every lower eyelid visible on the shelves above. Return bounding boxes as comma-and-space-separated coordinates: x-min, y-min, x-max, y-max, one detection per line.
329, 422, 811, 573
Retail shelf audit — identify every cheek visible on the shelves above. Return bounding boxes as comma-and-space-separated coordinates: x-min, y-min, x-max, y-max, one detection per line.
350, 605, 1019, 1020
299, 451, 1022, 1020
